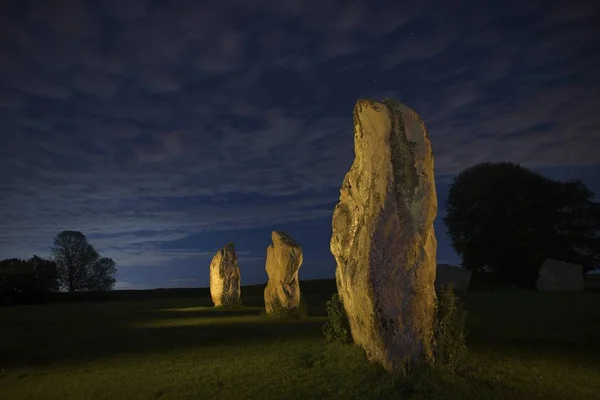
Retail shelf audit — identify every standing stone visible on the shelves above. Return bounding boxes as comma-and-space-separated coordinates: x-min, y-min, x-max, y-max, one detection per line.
331, 98, 438, 371
209, 243, 241, 307
435, 264, 472, 292
536, 259, 584, 292
264, 231, 303, 314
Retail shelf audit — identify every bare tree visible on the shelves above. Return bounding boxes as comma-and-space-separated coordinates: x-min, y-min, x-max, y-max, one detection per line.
87, 257, 117, 292
51, 231, 116, 292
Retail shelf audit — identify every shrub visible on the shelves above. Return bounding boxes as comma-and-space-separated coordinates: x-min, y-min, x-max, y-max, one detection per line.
434, 284, 468, 373
322, 293, 352, 344
266, 294, 308, 319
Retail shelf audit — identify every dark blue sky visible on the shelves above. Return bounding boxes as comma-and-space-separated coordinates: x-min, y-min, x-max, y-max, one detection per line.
0, 0, 598, 289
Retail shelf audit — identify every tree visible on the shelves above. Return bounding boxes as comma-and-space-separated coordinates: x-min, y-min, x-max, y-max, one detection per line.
444, 162, 600, 288
29, 255, 59, 294
87, 257, 117, 292
51, 231, 117, 292
0, 256, 58, 304
0, 258, 35, 304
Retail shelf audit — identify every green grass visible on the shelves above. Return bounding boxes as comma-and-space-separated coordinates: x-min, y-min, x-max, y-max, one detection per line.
1, 286, 599, 399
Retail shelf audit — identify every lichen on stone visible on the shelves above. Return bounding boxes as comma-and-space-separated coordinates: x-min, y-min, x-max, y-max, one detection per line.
382, 98, 419, 204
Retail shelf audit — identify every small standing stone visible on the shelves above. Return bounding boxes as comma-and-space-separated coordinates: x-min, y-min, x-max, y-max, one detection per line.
264, 231, 303, 314
536, 258, 584, 291
435, 264, 472, 292
209, 243, 241, 307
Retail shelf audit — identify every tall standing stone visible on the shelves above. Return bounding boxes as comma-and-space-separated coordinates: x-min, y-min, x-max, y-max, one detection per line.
264, 231, 303, 314
209, 243, 241, 307
331, 98, 438, 371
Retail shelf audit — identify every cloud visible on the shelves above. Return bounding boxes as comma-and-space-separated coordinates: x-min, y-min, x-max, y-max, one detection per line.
0, 49, 71, 98
70, 70, 119, 99
0, 0, 598, 281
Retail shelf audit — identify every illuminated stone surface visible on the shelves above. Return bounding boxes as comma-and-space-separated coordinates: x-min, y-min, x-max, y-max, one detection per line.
536, 258, 584, 291
209, 243, 241, 307
331, 98, 438, 371
264, 231, 303, 314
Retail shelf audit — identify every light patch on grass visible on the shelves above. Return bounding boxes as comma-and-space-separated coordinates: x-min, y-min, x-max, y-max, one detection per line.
131, 315, 265, 328
153, 306, 262, 313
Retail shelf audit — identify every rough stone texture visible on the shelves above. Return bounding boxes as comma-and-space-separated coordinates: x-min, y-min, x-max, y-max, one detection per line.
331, 98, 438, 371
536, 259, 584, 292
209, 243, 241, 307
435, 264, 472, 292
264, 231, 303, 314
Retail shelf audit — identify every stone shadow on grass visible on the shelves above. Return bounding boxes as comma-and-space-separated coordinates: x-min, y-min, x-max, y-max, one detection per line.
0, 301, 328, 370
142, 307, 263, 319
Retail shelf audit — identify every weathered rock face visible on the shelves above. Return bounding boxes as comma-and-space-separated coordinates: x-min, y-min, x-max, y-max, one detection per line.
331, 98, 438, 371
435, 264, 472, 292
536, 259, 584, 292
209, 243, 241, 307
264, 231, 303, 314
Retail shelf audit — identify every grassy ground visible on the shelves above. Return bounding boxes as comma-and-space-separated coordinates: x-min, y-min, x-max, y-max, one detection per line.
1, 285, 599, 399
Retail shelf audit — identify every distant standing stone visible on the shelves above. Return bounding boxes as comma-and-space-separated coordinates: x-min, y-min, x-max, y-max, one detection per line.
536, 259, 584, 292
264, 231, 303, 314
331, 98, 438, 371
209, 243, 241, 307
435, 264, 472, 292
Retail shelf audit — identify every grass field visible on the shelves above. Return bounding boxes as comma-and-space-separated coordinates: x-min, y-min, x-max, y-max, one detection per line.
1, 281, 600, 399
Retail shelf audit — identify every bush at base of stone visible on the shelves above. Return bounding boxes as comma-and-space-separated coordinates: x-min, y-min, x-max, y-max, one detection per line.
434, 284, 468, 373
322, 293, 352, 344
265, 295, 308, 319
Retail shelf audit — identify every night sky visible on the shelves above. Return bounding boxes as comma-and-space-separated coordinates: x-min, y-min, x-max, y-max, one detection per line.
1, 0, 598, 290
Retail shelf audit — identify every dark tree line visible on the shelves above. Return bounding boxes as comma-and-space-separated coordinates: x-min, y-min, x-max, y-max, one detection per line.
1, 231, 117, 305
0, 256, 58, 304
445, 162, 600, 288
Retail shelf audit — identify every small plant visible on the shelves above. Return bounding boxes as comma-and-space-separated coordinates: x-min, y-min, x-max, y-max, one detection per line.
322, 293, 352, 344
434, 284, 468, 373
267, 294, 308, 319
